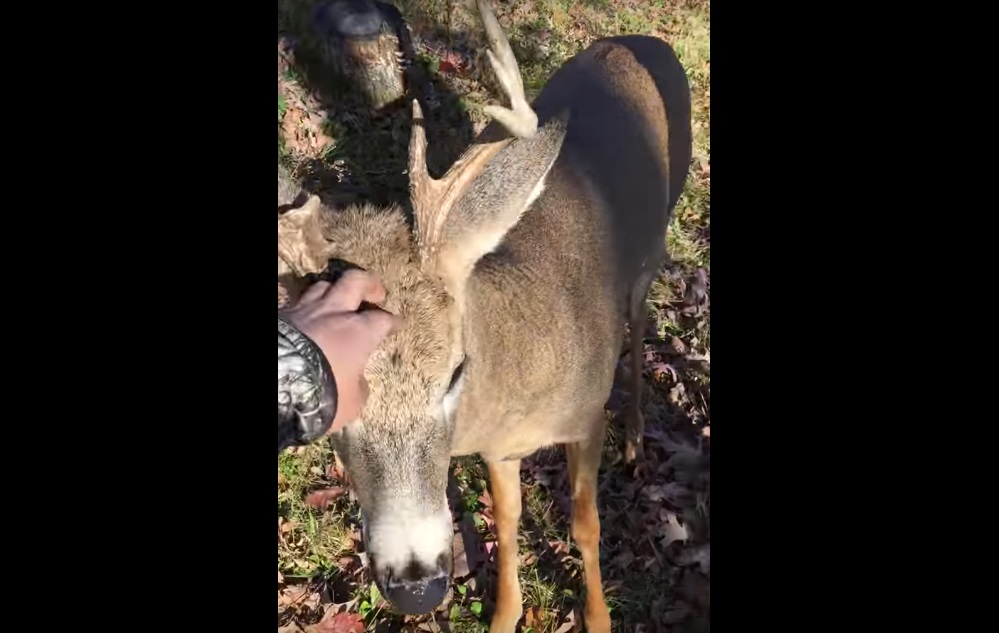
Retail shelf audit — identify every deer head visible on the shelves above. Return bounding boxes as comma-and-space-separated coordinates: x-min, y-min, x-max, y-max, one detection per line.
278, 0, 568, 615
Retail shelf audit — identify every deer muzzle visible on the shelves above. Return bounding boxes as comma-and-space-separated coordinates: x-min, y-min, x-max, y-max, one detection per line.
362, 499, 453, 614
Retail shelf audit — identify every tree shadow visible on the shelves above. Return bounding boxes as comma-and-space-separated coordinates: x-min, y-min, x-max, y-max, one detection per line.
278, 0, 477, 214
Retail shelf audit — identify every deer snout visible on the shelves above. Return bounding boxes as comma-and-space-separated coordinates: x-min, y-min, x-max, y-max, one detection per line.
382, 558, 450, 615
363, 501, 454, 614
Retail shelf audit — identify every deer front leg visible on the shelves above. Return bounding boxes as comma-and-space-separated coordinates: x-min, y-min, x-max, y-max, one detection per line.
487, 458, 524, 632
566, 419, 612, 633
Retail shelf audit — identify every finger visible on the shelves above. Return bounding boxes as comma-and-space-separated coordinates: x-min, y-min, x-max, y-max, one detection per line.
325, 269, 387, 311
355, 309, 402, 347
300, 280, 331, 303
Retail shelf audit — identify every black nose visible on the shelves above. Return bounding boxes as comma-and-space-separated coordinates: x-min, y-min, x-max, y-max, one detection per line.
384, 572, 449, 615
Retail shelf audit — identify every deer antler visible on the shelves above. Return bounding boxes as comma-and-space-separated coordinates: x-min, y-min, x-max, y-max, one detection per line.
409, 0, 539, 263
277, 195, 330, 276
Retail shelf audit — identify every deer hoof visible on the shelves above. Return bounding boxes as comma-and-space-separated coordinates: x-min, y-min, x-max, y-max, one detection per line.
623, 410, 645, 466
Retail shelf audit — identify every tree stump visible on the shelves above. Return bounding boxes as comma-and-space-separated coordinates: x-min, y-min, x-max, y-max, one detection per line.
311, 0, 406, 112
278, 163, 302, 207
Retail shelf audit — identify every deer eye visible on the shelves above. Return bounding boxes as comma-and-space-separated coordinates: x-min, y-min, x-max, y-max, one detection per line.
447, 358, 466, 393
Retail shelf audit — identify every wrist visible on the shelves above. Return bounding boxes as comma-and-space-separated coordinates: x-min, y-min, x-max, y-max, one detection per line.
277, 317, 339, 442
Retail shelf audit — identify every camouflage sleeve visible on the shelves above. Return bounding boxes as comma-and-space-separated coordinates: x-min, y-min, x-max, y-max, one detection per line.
278, 317, 338, 453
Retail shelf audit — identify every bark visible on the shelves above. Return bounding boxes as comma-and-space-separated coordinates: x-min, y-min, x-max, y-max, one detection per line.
313, 0, 406, 112
278, 163, 302, 207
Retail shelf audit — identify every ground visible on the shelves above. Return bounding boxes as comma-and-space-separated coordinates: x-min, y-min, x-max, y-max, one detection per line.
277, 1, 710, 631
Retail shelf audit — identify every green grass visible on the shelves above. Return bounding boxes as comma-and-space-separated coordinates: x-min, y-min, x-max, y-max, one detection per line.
278, 2, 710, 631
278, 447, 354, 579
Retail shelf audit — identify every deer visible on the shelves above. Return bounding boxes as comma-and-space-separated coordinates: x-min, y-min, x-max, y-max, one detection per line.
277, 1, 692, 630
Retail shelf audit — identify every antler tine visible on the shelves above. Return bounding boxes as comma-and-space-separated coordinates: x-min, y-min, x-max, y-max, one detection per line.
277, 195, 330, 276
408, 1, 540, 263
408, 99, 431, 189
477, 0, 538, 138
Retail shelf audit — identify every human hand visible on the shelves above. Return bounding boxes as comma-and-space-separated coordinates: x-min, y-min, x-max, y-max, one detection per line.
279, 270, 400, 433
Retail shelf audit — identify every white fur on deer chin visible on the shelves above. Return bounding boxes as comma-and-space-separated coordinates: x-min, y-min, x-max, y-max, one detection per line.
442, 369, 466, 425
362, 500, 453, 576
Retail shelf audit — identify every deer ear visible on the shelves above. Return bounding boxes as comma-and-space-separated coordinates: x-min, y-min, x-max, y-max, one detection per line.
435, 114, 568, 291
278, 195, 331, 277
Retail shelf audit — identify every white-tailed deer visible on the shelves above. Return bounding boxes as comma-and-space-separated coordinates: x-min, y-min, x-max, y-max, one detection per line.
277, 1, 692, 630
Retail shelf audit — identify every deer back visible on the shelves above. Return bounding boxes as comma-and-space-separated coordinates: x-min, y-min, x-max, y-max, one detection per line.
532, 35, 693, 298
450, 36, 693, 459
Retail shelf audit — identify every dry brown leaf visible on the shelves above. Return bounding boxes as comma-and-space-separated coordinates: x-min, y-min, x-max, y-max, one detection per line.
305, 487, 347, 510
278, 584, 319, 610
279, 624, 307, 633
524, 606, 544, 628
309, 611, 365, 633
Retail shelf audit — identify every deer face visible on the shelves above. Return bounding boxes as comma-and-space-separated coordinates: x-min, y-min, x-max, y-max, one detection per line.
329, 260, 467, 615
283, 117, 567, 619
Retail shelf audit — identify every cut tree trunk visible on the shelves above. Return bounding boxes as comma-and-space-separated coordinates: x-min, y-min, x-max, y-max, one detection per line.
277, 163, 302, 207
312, 0, 406, 112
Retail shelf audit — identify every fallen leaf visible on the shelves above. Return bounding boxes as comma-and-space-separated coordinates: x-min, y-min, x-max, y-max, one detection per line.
661, 512, 689, 548
279, 584, 320, 611
278, 570, 285, 584
278, 585, 307, 607
305, 487, 347, 510
651, 362, 679, 382
525, 606, 544, 628
452, 531, 470, 578
667, 335, 688, 355
478, 489, 493, 510
552, 607, 579, 633
611, 549, 635, 570
279, 624, 306, 633
310, 611, 365, 633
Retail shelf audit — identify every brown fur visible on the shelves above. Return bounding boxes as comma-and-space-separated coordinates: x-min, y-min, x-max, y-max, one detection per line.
276, 3, 691, 629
